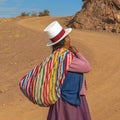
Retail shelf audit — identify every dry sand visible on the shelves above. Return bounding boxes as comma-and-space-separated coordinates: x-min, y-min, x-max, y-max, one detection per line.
0, 16, 120, 120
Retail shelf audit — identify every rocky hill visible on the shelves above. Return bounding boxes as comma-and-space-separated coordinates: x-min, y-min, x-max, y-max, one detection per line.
67, 0, 120, 33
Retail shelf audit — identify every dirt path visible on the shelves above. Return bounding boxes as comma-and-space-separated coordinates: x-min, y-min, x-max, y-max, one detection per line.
0, 20, 49, 120
0, 17, 120, 120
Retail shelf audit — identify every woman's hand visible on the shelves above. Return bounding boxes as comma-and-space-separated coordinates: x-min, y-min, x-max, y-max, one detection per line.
69, 46, 79, 55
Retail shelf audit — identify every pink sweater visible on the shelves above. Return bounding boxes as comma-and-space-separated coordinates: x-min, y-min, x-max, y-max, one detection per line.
68, 52, 91, 95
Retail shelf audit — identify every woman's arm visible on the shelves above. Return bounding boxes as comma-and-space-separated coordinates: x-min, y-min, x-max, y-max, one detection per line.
68, 46, 91, 73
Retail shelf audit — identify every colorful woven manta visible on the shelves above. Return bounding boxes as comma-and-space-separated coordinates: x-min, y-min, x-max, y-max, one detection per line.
19, 48, 74, 107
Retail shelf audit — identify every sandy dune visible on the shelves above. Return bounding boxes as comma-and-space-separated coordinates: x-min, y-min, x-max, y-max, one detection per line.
0, 16, 120, 120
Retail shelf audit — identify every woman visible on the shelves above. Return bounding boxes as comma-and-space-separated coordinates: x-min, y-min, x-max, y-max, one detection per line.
44, 21, 91, 120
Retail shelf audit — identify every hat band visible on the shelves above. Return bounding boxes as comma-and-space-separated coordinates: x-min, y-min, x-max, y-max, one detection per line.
50, 29, 65, 43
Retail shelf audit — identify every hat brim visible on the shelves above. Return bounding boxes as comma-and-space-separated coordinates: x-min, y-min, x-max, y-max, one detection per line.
46, 28, 72, 46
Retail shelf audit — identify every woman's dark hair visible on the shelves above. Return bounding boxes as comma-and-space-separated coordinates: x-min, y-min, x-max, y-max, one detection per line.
52, 37, 66, 52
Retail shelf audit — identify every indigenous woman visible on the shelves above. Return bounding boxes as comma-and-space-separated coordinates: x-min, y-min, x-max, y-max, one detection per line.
44, 21, 91, 120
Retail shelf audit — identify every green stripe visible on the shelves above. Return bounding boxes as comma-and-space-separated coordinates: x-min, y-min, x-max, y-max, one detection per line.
34, 65, 42, 103
39, 62, 45, 105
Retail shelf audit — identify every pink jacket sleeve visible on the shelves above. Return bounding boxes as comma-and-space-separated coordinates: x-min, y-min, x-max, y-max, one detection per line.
68, 52, 91, 73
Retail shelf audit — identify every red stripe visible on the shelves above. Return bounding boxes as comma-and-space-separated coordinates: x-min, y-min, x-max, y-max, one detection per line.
50, 29, 65, 43
45, 63, 49, 105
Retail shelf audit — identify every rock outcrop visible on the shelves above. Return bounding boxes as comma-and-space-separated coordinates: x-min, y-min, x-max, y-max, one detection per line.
67, 0, 120, 33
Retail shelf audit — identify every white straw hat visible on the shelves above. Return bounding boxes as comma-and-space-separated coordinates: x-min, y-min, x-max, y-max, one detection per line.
44, 21, 72, 46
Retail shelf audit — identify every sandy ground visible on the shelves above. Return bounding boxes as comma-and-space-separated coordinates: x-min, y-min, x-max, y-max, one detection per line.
0, 16, 120, 120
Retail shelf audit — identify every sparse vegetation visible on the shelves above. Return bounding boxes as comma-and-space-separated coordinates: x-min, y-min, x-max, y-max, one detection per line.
21, 12, 30, 16
20, 10, 50, 17
31, 12, 38, 17
39, 10, 50, 16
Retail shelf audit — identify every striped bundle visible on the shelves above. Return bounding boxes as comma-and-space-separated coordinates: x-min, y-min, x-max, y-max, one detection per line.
19, 48, 74, 107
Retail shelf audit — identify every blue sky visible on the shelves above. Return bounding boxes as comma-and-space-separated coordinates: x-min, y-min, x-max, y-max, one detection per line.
0, 0, 83, 18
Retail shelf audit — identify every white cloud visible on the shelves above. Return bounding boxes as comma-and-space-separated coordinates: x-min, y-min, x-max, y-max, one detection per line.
0, 0, 7, 4
0, 7, 19, 17
0, 0, 42, 18
0, 0, 7, 1
0, 7, 42, 18
0, 7, 41, 13
0, 7, 17, 12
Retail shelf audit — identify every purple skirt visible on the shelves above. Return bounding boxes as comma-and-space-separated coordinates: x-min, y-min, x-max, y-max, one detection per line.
47, 95, 91, 120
